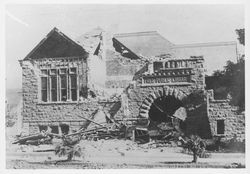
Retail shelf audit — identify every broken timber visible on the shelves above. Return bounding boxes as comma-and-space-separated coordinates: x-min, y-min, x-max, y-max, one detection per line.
13, 131, 47, 144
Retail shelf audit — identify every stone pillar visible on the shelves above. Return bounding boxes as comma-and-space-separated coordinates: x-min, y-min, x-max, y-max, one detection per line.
58, 124, 62, 135
121, 92, 129, 117
132, 129, 135, 142
175, 61, 178, 68
148, 62, 154, 74
22, 122, 29, 136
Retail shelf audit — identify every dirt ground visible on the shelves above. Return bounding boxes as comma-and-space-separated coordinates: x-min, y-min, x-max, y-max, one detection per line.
6, 127, 245, 169
6, 139, 245, 169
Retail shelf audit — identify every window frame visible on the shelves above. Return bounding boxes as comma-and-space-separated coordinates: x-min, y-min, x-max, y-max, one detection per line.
41, 69, 49, 102
216, 119, 225, 135
40, 67, 78, 103
69, 68, 78, 101
59, 68, 68, 101
50, 69, 58, 102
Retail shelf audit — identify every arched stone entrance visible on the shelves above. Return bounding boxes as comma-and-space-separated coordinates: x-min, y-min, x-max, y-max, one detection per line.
138, 87, 188, 134
139, 87, 188, 120
148, 95, 184, 122
137, 87, 188, 138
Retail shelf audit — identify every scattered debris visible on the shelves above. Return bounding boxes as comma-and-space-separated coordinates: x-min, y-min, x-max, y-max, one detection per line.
12, 108, 198, 162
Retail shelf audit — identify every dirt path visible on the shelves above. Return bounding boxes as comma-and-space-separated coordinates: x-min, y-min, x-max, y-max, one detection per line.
7, 159, 245, 169
6, 143, 245, 169
6, 128, 245, 169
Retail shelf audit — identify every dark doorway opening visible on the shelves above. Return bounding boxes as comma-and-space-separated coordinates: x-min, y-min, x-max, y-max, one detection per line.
50, 126, 59, 134
60, 124, 69, 135
217, 120, 225, 135
148, 95, 183, 122
39, 125, 48, 132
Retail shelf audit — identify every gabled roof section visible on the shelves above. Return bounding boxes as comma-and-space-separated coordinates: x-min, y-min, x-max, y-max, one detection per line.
24, 27, 88, 60
113, 31, 174, 58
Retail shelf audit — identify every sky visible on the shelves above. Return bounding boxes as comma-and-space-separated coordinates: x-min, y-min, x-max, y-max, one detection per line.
5, 4, 244, 90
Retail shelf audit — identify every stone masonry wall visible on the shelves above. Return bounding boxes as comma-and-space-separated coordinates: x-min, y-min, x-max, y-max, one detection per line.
20, 58, 100, 135
128, 57, 206, 116
27, 101, 100, 134
137, 57, 205, 89
122, 57, 213, 138
207, 90, 245, 140
126, 85, 211, 138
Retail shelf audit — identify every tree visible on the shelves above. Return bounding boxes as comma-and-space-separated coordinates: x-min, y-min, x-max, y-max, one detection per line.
213, 70, 223, 77
236, 29, 245, 46
180, 135, 206, 163
211, 59, 245, 110
210, 29, 245, 110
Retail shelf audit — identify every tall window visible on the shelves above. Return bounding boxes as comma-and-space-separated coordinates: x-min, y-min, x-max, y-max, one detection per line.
60, 68, 67, 101
41, 70, 48, 102
41, 68, 78, 102
50, 69, 57, 102
70, 68, 77, 101
217, 120, 225, 135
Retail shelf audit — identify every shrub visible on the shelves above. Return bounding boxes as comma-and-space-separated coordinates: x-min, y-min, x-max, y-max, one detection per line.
182, 135, 206, 163
54, 135, 82, 161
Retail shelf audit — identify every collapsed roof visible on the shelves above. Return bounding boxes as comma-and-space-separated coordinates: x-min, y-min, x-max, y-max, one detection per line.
75, 27, 105, 54
22, 27, 238, 75
113, 31, 174, 58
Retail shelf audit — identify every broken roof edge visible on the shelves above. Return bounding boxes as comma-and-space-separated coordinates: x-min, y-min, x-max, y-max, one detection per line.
112, 37, 141, 59
114, 31, 158, 38
114, 30, 237, 49
114, 30, 174, 45
173, 41, 237, 49
75, 27, 106, 54
23, 27, 87, 60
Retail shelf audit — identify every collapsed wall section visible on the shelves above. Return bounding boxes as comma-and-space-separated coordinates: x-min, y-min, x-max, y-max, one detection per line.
105, 49, 146, 89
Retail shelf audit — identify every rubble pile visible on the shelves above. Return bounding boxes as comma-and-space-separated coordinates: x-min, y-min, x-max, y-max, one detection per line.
11, 103, 189, 162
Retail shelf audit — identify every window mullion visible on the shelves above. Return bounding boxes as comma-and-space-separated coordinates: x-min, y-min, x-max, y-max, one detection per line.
66, 72, 69, 101
57, 71, 59, 102
68, 73, 71, 101
59, 75, 61, 102
47, 74, 50, 102
76, 68, 79, 100
49, 76, 52, 102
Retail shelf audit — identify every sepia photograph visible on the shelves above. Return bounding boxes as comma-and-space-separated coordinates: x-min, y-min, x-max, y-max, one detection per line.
4, 3, 246, 170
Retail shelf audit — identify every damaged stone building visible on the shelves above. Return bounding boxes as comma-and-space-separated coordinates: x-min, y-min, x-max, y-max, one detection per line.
19, 27, 245, 140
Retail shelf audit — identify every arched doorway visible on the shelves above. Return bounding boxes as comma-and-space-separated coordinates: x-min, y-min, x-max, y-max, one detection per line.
148, 95, 183, 122
139, 87, 188, 136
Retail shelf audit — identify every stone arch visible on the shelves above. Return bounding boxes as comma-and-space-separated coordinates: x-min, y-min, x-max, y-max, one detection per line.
139, 87, 188, 118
